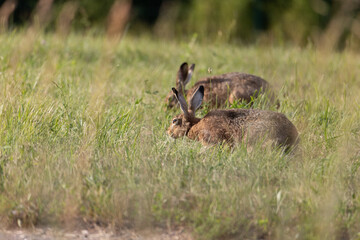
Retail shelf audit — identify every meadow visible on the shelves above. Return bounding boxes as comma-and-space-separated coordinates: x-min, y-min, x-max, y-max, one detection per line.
0, 31, 360, 239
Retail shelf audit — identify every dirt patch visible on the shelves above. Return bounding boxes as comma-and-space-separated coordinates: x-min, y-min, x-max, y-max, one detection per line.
0, 227, 193, 240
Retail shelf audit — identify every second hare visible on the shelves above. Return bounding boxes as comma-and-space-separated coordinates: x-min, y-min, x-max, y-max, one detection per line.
165, 62, 273, 109
167, 85, 298, 150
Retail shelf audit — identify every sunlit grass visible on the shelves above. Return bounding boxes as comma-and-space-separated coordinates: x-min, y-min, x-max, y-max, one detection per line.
0, 31, 359, 239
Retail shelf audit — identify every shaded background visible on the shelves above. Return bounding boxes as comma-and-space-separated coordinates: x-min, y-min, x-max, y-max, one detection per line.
0, 0, 360, 50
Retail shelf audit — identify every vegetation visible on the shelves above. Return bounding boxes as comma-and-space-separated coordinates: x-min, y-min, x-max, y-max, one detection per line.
4, 0, 360, 50
0, 31, 360, 239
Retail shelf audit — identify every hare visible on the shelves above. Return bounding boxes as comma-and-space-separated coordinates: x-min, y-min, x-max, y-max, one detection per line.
167, 85, 298, 150
165, 62, 273, 109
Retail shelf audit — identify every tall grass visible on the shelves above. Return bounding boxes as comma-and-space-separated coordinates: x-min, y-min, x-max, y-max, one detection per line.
0, 31, 360, 239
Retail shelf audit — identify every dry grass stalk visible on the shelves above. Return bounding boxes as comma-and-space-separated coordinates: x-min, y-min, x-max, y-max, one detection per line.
31, 0, 54, 30
319, 0, 360, 50
154, 1, 179, 38
0, 0, 17, 32
106, 0, 132, 39
56, 1, 78, 36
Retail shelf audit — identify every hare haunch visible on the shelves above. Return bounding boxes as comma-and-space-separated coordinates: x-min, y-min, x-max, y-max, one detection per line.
165, 62, 272, 109
167, 85, 298, 150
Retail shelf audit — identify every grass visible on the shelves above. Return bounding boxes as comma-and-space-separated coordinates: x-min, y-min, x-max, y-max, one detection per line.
0, 30, 360, 239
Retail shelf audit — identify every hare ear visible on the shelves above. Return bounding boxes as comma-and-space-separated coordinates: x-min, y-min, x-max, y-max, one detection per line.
183, 63, 195, 86
189, 85, 204, 113
172, 87, 190, 118
176, 62, 189, 91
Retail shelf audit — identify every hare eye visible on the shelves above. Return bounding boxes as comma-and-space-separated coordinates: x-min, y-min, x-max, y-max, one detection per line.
172, 119, 178, 124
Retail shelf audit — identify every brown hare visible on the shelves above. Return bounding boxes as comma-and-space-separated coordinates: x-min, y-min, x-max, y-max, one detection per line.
165, 62, 273, 109
167, 85, 298, 150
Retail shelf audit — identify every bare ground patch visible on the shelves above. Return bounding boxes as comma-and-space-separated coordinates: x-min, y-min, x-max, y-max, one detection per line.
0, 227, 193, 240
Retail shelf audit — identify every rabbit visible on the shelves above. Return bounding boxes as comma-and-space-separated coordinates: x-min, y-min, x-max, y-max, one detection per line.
167, 85, 298, 150
165, 62, 274, 109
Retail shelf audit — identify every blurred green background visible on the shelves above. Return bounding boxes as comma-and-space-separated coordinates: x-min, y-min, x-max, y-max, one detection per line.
1, 0, 360, 48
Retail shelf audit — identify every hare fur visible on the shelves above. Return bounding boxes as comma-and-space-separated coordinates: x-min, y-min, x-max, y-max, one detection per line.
165, 62, 272, 109
167, 86, 298, 150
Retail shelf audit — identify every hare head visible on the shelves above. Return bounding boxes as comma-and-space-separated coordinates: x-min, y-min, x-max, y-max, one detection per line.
165, 62, 195, 109
167, 85, 204, 138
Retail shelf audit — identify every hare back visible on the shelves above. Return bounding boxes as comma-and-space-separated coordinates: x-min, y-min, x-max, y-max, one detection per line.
188, 109, 298, 148
188, 73, 269, 105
